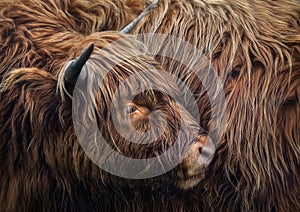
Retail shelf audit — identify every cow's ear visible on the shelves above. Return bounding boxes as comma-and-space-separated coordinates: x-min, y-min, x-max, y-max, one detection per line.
64, 43, 94, 87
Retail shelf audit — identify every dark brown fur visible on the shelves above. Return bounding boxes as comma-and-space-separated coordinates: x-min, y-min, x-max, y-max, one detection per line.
0, 0, 150, 78
1, 0, 300, 211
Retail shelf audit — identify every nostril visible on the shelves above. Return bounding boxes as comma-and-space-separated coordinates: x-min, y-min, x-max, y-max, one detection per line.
199, 147, 202, 154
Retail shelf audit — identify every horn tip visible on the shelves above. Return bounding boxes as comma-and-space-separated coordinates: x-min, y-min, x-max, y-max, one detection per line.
82, 42, 94, 57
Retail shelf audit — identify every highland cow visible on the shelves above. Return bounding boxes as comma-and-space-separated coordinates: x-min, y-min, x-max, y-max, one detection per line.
1, 0, 300, 211
125, 0, 300, 211
0, 0, 215, 211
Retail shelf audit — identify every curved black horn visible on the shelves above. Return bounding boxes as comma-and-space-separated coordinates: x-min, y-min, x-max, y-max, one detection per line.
64, 43, 94, 85
120, 0, 158, 34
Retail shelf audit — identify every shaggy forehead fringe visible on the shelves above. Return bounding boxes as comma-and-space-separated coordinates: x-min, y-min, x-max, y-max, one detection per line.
57, 34, 167, 105
134, 0, 300, 78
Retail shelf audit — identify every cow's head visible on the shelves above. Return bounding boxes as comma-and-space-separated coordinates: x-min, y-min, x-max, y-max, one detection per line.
57, 32, 216, 189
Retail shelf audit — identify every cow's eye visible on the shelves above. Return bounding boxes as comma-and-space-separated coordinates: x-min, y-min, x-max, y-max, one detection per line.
124, 105, 138, 115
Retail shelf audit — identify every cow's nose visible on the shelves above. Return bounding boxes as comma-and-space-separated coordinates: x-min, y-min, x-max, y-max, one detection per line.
176, 134, 216, 189
196, 134, 216, 165
196, 134, 207, 151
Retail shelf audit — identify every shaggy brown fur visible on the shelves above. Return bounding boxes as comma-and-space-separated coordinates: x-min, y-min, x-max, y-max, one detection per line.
1, 0, 300, 211
0, 0, 214, 211
0, 0, 150, 78
129, 0, 300, 211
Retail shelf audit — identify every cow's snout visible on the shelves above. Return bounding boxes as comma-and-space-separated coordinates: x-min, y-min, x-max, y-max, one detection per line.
177, 135, 216, 189
197, 135, 216, 165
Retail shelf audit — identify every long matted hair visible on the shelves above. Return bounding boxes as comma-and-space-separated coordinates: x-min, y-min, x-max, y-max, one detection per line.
131, 0, 300, 210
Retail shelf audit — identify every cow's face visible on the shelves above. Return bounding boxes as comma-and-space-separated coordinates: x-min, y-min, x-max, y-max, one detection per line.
62, 37, 215, 189
105, 69, 215, 189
